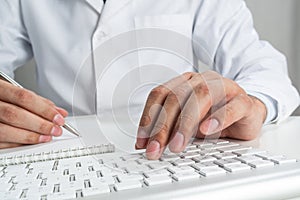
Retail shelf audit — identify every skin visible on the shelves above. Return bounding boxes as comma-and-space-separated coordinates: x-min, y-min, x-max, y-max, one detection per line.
136, 71, 267, 160
0, 79, 68, 149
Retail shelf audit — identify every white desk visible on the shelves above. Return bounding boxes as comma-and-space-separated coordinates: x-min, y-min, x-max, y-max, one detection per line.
236, 116, 300, 160
1, 115, 300, 200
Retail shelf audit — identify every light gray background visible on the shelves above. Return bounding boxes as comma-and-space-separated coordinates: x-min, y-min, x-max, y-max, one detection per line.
15, 0, 300, 115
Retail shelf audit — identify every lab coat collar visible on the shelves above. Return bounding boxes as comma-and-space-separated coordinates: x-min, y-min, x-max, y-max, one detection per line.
86, 0, 131, 18
85, 0, 104, 13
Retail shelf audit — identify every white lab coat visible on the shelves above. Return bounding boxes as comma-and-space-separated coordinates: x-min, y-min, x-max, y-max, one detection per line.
0, 0, 299, 123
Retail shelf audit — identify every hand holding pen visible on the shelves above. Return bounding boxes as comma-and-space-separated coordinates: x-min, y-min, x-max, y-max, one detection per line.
0, 72, 80, 149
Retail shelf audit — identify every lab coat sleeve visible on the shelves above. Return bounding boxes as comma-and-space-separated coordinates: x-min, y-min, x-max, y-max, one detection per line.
192, 0, 299, 124
0, 0, 33, 78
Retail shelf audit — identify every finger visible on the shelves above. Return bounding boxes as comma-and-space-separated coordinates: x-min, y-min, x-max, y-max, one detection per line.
145, 75, 200, 159
0, 122, 52, 144
136, 72, 195, 149
0, 81, 65, 125
199, 94, 251, 135
55, 107, 69, 117
0, 102, 62, 136
0, 142, 23, 149
169, 85, 212, 153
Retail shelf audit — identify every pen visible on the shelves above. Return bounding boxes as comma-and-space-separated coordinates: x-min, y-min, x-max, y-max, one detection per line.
0, 71, 81, 137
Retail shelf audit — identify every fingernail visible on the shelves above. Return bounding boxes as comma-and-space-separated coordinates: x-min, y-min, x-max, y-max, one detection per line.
204, 118, 219, 135
146, 140, 160, 160
51, 125, 62, 136
53, 114, 65, 126
135, 139, 148, 149
169, 132, 184, 152
39, 135, 52, 143
135, 130, 148, 149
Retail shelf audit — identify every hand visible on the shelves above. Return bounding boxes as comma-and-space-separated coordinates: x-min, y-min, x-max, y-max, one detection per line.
0, 79, 68, 149
136, 71, 267, 160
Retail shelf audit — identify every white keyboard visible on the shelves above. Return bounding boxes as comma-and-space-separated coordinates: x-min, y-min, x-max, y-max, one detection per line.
0, 139, 298, 200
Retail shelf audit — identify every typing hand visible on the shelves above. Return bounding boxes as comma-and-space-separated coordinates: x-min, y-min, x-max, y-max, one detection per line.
0, 80, 68, 149
136, 71, 267, 160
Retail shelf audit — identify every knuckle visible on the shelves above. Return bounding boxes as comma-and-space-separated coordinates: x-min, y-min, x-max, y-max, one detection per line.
15, 89, 34, 104
38, 122, 52, 134
24, 133, 39, 144
195, 82, 210, 96
139, 115, 151, 127
1, 107, 18, 122
167, 92, 179, 103
150, 86, 168, 98
182, 72, 196, 78
153, 122, 170, 136
39, 107, 57, 120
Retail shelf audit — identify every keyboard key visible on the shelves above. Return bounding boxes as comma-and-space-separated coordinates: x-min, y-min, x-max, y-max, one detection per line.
224, 163, 252, 173
117, 174, 144, 182
148, 161, 172, 169
218, 146, 251, 153
248, 160, 274, 168
173, 159, 195, 166
203, 142, 239, 150
193, 156, 217, 163
199, 167, 227, 177
144, 175, 172, 186
137, 159, 160, 165
121, 154, 143, 161
116, 160, 138, 168
181, 152, 201, 159
192, 162, 219, 170
211, 139, 230, 145
97, 176, 116, 185
184, 145, 198, 150
115, 180, 142, 191
82, 184, 111, 196
125, 164, 150, 173
236, 155, 262, 164
160, 154, 181, 161
255, 153, 278, 160
270, 156, 297, 164
214, 159, 241, 167
199, 149, 220, 156
213, 152, 237, 159
145, 169, 170, 178
168, 166, 195, 174
233, 149, 266, 156
192, 140, 213, 146
184, 147, 202, 153
173, 171, 200, 181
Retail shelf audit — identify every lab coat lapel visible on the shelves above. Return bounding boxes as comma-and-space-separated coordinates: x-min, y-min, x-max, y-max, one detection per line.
85, 0, 103, 13
85, 0, 131, 17
100, 0, 131, 20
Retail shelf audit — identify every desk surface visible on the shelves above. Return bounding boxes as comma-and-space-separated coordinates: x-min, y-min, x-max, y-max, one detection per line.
241, 116, 300, 159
